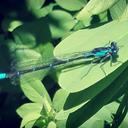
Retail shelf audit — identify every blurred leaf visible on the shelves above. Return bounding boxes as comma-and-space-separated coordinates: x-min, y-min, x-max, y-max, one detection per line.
46, 10, 76, 38
47, 121, 56, 128
8, 41, 54, 83
13, 17, 51, 47
55, 0, 87, 11
33, 3, 56, 18
25, 0, 45, 11
10, 18, 54, 103
17, 103, 42, 118
54, 20, 128, 92
76, 0, 119, 21
110, 0, 127, 20
56, 120, 66, 128
2, 19, 23, 32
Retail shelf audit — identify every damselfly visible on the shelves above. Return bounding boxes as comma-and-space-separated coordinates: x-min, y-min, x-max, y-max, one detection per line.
0, 41, 119, 81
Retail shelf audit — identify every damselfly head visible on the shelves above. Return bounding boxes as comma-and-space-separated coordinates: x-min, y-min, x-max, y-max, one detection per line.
111, 41, 119, 56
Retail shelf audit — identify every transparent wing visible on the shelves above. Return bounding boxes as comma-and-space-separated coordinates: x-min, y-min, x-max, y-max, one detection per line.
10, 50, 93, 73
11, 58, 54, 71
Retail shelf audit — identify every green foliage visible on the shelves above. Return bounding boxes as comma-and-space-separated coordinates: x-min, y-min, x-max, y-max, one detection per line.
55, 0, 87, 11
46, 10, 76, 38
25, 0, 45, 11
1, 0, 128, 128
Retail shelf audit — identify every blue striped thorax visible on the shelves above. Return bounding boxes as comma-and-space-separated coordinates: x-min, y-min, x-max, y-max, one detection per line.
92, 42, 119, 58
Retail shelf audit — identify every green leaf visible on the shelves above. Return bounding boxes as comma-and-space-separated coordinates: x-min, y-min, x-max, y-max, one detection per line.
10, 18, 54, 104
55, 0, 87, 11
120, 5, 128, 19
56, 69, 128, 127
24, 120, 36, 128
63, 63, 128, 110
47, 121, 56, 128
20, 112, 41, 128
8, 41, 54, 82
99, 11, 108, 22
53, 89, 69, 111
2, 19, 22, 32
13, 18, 51, 47
54, 20, 128, 92
76, 0, 119, 21
25, 0, 45, 11
55, 102, 119, 128
20, 79, 52, 105
66, 66, 128, 127
79, 102, 119, 128
16, 103, 43, 118
33, 3, 56, 18
54, 79, 127, 127
47, 10, 76, 38
8, 41, 54, 99
56, 120, 66, 128
110, 0, 127, 20
120, 114, 128, 128
17, 103, 54, 128
110, 81, 128, 103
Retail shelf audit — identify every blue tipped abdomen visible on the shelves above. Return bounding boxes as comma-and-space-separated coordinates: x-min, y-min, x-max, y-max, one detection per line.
0, 73, 7, 79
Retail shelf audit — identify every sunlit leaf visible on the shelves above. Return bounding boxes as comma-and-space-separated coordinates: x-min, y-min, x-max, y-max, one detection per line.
79, 102, 119, 128
20, 112, 41, 128
20, 79, 52, 105
53, 89, 69, 111
47, 121, 56, 128
54, 20, 128, 92
120, 5, 128, 19
66, 67, 128, 127
16, 103, 42, 118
